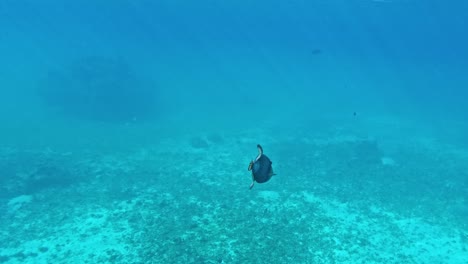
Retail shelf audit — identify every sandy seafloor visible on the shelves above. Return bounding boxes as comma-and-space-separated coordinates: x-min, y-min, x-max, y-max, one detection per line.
0, 116, 467, 264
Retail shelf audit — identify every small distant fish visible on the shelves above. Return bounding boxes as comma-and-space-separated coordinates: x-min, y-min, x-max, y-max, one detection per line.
311, 48, 322, 55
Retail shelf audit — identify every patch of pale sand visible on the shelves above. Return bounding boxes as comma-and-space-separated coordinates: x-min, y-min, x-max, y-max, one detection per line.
394, 218, 468, 263
257, 190, 280, 201
7, 195, 33, 212
300, 191, 468, 263
188, 151, 242, 188
380, 156, 396, 166
0, 203, 137, 263
199, 177, 222, 187
302, 191, 321, 204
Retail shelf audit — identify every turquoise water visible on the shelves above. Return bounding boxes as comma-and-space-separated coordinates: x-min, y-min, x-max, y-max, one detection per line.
1, 1, 467, 263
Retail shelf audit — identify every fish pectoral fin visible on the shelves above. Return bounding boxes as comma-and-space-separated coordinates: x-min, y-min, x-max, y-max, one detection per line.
248, 161, 254, 171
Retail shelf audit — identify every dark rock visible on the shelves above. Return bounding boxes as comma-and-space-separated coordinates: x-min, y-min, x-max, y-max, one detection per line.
38, 247, 49, 253
352, 140, 382, 164
206, 133, 224, 144
0, 255, 10, 263
190, 137, 209, 149
25, 164, 75, 194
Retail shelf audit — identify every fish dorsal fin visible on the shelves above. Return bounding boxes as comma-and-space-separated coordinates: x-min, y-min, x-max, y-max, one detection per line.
255, 144, 263, 162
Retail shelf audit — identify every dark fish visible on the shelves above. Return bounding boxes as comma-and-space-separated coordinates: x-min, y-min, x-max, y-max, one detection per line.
248, 144, 275, 189
311, 48, 322, 55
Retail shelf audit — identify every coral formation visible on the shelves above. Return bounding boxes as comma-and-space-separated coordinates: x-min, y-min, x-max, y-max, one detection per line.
38, 56, 157, 122
1, 125, 467, 263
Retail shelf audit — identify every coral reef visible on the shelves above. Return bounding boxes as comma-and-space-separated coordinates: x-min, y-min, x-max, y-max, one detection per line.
1, 124, 467, 263
37, 56, 157, 122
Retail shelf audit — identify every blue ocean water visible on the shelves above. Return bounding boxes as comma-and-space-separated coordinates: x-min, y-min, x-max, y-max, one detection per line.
1, 0, 467, 263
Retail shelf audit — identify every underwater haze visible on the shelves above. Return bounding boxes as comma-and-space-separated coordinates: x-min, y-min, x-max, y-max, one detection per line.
1, 0, 467, 263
